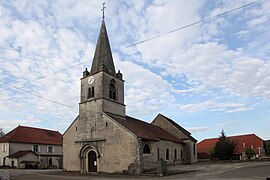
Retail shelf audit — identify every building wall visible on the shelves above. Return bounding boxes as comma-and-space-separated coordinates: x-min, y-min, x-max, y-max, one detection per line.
9, 142, 62, 155
141, 140, 184, 171
63, 113, 138, 173
152, 115, 197, 163
0, 143, 9, 166
0, 142, 62, 168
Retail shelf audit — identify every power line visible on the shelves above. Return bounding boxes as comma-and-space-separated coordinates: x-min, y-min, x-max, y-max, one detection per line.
0, 80, 76, 109
3, 0, 263, 87
0, 80, 104, 117
0, 0, 264, 109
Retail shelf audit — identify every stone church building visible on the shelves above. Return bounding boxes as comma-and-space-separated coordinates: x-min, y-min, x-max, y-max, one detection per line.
63, 20, 197, 174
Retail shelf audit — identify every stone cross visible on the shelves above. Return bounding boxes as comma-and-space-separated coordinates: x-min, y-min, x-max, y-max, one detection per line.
101, 3, 106, 20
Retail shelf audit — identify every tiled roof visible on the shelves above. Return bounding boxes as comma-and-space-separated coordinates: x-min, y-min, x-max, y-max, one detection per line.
8, 150, 38, 158
198, 134, 264, 155
107, 113, 183, 143
0, 126, 62, 145
156, 114, 197, 142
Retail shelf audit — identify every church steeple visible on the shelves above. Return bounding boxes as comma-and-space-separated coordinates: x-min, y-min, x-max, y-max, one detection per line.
90, 20, 116, 76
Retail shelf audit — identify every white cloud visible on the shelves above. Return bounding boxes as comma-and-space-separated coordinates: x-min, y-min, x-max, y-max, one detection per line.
186, 126, 211, 133
216, 120, 240, 128
180, 100, 252, 113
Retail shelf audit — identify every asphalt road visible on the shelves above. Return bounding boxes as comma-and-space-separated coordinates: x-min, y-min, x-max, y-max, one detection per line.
6, 161, 270, 180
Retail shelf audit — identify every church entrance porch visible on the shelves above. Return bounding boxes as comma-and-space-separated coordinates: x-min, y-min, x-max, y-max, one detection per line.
79, 145, 99, 173
88, 151, 97, 172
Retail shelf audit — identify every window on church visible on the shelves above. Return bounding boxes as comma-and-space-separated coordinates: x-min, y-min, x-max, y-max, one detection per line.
193, 144, 196, 155
88, 87, 94, 98
174, 149, 177, 160
91, 87, 94, 97
157, 148, 160, 159
143, 143, 151, 154
166, 148, 169, 160
181, 149, 183, 159
109, 79, 116, 100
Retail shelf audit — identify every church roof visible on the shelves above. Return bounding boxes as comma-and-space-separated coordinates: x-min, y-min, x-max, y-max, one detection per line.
107, 113, 184, 143
90, 20, 116, 76
156, 114, 197, 142
0, 126, 62, 145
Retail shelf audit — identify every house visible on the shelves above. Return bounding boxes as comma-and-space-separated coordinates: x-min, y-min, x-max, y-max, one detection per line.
0, 126, 63, 169
63, 19, 197, 174
265, 140, 270, 156
197, 134, 266, 160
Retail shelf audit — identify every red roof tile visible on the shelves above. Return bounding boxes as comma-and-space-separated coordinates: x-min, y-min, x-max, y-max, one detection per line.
8, 150, 38, 158
107, 113, 183, 143
198, 134, 264, 155
0, 126, 62, 145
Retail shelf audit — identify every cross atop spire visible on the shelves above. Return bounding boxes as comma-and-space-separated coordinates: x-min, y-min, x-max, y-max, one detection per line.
101, 3, 106, 20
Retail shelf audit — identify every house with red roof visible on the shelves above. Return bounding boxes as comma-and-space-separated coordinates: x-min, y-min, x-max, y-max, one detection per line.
197, 134, 266, 160
0, 126, 63, 169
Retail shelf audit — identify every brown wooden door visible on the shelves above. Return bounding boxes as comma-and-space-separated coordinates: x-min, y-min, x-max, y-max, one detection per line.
88, 151, 97, 172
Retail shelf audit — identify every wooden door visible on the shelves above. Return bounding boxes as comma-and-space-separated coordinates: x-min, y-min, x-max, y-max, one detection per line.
88, 151, 97, 172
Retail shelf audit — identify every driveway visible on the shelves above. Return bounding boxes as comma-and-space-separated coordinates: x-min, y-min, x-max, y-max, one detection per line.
6, 161, 270, 180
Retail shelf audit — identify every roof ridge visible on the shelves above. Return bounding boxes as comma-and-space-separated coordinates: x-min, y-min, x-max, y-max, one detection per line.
18, 125, 60, 133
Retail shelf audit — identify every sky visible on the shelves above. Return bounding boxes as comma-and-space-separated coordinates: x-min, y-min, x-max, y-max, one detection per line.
0, 0, 270, 142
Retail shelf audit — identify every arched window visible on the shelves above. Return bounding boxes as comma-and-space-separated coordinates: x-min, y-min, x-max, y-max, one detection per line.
143, 143, 151, 154
91, 87, 94, 97
88, 87, 94, 98
109, 79, 116, 100
174, 149, 177, 160
166, 148, 169, 160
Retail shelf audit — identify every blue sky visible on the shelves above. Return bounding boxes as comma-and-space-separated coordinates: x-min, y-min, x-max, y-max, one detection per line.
0, 0, 270, 141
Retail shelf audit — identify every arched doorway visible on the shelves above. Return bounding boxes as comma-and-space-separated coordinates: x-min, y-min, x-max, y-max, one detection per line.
88, 151, 97, 172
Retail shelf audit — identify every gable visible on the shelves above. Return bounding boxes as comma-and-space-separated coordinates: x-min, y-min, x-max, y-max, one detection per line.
151, 114, 197, 142
106, 113, 183, 143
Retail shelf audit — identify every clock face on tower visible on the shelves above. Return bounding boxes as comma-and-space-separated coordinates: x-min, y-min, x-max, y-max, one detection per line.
88, 76, 94, 85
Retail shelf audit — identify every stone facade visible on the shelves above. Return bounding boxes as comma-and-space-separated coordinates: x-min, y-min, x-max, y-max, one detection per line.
152, 114, 198, 164
63, 114, 138, 173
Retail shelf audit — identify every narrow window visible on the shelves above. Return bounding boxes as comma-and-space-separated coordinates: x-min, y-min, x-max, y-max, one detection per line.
105, 122, 108, 127
88, 87, 94, 98
143, 143, 151, 154
33, 145, 39, 153
157, 148, 160, 159
47, 146, 53, 153
174, 149, 177, 160
193, 144, 196, 155
166, 148, 169, 160
109, 79, 117, 100
88, 87, 91, 98
181, 149, 183, 159
91, 87, 94, 97
2, 144, 7, 152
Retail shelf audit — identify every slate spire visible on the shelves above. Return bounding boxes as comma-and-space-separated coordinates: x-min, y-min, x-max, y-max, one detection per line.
90, 20, 116, 76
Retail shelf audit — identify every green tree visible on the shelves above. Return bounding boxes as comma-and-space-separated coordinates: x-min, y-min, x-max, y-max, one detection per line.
245, 148, 256, 159
0, 128, 5, 137
212, 130, 237, 160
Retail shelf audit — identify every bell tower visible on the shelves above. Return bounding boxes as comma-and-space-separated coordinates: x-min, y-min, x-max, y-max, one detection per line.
79, 20, 125, 117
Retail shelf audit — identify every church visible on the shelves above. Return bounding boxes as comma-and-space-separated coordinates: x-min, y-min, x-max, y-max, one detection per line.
63, 19, 197, 174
